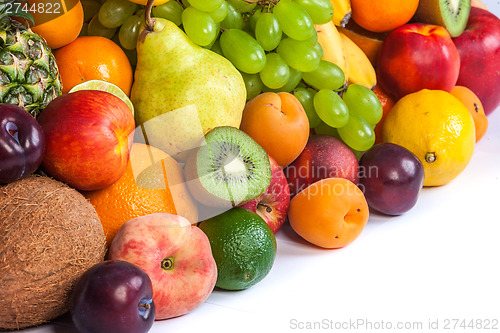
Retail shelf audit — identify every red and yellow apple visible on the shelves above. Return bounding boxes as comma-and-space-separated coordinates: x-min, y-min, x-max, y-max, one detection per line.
377, 23, 460, 100
239, 155, 290, 234
453, 7, 500, 115
37, 90, 135, 191
108, 213, 217, 320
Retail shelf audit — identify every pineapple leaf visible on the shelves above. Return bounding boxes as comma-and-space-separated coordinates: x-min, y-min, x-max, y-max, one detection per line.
0, 0, 34, 25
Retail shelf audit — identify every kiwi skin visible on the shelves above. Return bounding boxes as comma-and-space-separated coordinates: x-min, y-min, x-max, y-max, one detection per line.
413, 0, 471, 37
184, 126, 271, 209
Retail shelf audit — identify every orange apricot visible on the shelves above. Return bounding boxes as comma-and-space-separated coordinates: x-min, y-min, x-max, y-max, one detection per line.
288, 178, 369, 249
450, 85, 489, 142
239, 92, 310, 168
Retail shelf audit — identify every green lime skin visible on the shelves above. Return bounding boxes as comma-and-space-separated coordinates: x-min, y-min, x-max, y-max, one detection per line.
198, 207, 277, 291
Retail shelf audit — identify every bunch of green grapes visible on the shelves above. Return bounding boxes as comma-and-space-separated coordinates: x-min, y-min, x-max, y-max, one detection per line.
302, 84, 382, 153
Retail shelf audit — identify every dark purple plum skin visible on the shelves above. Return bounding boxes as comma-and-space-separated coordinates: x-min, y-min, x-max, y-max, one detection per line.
71, 260, 155, 333
359, 143, 424, 216
0, 104, 45, 184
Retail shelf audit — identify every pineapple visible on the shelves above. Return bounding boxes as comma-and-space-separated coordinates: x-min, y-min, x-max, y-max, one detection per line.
0, 7, 62, 118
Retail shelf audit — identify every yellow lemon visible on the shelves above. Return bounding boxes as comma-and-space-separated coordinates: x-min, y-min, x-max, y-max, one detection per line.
382, 89, 475, 187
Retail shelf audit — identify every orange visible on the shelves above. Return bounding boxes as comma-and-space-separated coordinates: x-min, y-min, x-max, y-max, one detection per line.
351, 0, 419, 33
373, 84, 396, 144
84, 143, 199, 247
53, 36, 133, 95
288, 178, 369, 249
27, 0, 84, 50
239, 92, 310, 167
450, 86, 489, 142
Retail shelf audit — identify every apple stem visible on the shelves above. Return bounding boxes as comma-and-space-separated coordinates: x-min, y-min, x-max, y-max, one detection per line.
258, 203, 273, 213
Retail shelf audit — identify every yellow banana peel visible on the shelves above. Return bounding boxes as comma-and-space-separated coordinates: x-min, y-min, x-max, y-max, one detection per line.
315, 21, 349, 85
330, 0, 352, 27
339, 31, 377, 90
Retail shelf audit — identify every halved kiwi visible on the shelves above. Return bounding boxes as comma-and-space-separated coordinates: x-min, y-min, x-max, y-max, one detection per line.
184, 126, 272, 207
413, 0, 471, 37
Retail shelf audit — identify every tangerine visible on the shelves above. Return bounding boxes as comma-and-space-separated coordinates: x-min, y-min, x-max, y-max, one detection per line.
28, 0, 84, 50
53, 36, 133, 95
351, 0, 419, 33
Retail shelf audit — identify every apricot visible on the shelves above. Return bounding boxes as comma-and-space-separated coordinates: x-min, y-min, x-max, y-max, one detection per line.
450, 86, 488, 142
239, 92, 310, 167
288, 178, 369, 249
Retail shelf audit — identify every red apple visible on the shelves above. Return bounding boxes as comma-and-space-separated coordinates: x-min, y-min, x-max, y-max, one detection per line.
108, 213, 217, 320
377, 23, 460, 100
37, 90, 135, 191
284, 134, 359, 197
239, 155, 290, 234
453, 7, 500, 115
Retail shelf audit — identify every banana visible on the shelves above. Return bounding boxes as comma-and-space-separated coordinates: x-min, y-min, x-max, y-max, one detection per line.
315, 21, 349, 85
339, 31, 377, 90
330, 0, 352, 27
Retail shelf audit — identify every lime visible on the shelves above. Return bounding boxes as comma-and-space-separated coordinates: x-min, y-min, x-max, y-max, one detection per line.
198, 207, 277, 290
69, 79, 134, 115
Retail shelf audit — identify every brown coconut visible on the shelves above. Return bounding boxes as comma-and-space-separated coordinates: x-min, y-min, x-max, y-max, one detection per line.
0, 175, 107, 330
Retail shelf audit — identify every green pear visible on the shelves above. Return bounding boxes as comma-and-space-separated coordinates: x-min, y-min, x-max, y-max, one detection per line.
131, 17, 247, 161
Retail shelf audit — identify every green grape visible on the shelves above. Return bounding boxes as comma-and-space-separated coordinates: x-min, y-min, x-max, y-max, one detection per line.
314, 89, 349, 128
302, 60, 345, 91
79, 22, 89, 37
342, 84, 383, 125
208, 1, 228, 23
202, 23, 221, 49
314, 121, 342, 138
337, 112, 375, 152
220, 2, 244, 29
152, 0, 183, 26
182, 6, 218, 47
276, 38, 320, 72
98, 0, 137, 28
88, 13, 116, 38
82, 0, 101, 23
210, 38, 224, 56
118, 13, 142, 50
293, 87, 321, 128
182, 0, 191, 6
220, 29, 266, 74
189, 0, 223, 12
259, 53, 290, 90
228, 0, 256, 13
248, 5, 263, 30
255, 13, 282, 51
241, 72, 263, 100
263, 67, 302, 92
314, 42, 323, 59
304, 31, 318, 46
273, 0, 314, 41
292, 0, 334, 25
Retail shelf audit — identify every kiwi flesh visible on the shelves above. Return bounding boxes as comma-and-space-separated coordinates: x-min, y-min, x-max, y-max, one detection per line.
184, 126, 271, 208
414, 0, 471, 37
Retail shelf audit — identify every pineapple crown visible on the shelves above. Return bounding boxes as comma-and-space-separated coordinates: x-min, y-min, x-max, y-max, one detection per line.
0, 0, 34, 25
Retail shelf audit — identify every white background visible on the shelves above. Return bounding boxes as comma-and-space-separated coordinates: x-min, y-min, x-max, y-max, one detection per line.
11, 2, 500, 332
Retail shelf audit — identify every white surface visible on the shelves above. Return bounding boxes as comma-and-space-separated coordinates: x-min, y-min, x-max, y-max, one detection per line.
11, 2, 500, 332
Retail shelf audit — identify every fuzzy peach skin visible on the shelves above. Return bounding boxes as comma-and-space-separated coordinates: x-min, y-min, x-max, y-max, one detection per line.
108, 213, 217, 320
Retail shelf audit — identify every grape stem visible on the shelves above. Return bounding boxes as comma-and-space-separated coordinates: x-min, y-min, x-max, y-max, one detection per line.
175, 0, 186, 9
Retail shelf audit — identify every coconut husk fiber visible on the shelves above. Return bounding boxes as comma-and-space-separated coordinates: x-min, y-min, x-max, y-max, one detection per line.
0, 175, 107, 330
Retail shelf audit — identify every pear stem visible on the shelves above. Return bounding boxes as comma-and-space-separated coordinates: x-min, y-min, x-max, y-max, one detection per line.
145, 0, 155, 32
